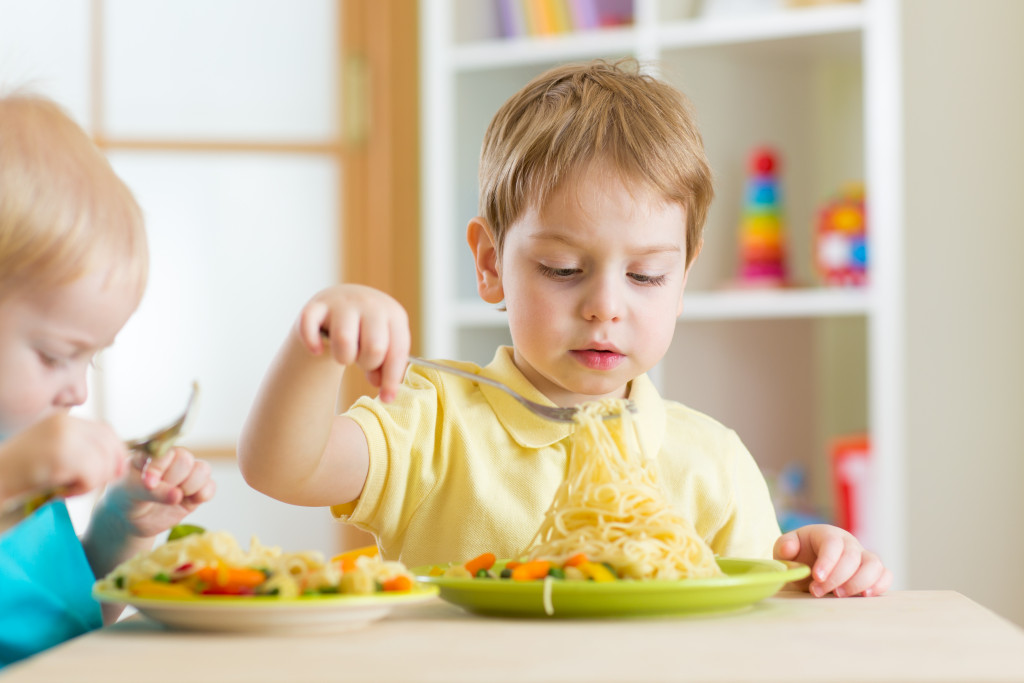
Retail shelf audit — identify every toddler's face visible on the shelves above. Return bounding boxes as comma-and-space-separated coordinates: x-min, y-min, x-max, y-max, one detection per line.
495, 164, 691, 407
0, 272, 138, 434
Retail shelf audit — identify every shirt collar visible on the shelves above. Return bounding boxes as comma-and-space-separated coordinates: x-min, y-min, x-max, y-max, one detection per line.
479, 346, 666, 456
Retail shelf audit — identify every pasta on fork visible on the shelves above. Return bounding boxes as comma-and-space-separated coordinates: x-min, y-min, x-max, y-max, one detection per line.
525, 398, 722, 580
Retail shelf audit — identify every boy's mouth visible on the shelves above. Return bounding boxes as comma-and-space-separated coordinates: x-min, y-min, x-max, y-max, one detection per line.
570, 348, 625, 371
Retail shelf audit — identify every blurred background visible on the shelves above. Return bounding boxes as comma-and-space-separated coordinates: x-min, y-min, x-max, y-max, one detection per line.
1, 0, 1022, 625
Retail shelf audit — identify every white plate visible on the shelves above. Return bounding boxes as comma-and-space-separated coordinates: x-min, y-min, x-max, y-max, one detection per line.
94, 585, 439, 634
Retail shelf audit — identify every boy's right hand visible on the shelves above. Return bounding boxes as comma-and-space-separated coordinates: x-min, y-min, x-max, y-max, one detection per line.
296, 284, 411, 403
0, 413, 127, 502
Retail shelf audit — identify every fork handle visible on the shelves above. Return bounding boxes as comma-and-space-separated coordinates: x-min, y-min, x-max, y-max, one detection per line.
408, 357, 540, 404
408, 357, 497, 389
407, 357, 580, 422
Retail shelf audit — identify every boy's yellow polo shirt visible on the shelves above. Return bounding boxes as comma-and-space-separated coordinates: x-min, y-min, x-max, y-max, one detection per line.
332, 346, 780, 568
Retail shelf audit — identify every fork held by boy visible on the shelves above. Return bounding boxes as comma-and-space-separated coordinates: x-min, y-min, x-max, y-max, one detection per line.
0, 382, 199, 530
317, 329, 634, 423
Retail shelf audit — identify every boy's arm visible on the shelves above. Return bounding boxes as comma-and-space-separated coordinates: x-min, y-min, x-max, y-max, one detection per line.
238, 284, 408, 508
83, 446, 216, 624
0, 416, 127, 506
238, 330, 370, 506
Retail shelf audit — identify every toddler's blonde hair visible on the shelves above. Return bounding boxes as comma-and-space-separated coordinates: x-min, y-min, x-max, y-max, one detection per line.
0, 94, 147, 299
478, 58, 713, 267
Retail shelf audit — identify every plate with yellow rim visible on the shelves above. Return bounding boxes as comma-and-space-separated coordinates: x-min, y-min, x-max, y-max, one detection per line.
412, 558, 808, 619
93, 584, 439, 634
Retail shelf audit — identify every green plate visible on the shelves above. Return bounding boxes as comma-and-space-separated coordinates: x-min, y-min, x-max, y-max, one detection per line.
412, 558, 808, 618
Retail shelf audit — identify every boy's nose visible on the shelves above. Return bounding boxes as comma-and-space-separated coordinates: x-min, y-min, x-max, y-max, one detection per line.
581, 275, 623, 322
55, 370, 89, 407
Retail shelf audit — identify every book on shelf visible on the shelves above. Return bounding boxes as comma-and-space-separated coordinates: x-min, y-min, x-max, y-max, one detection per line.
496, 0, 633, 39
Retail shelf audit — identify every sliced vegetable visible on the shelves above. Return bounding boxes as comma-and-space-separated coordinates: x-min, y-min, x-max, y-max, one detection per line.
464, 552, 496, 575
194, 564, 267, 590
331, 545, 380, 572
511, 560, 552, 581
563, 552, 589, 568
381, 575, 413, 592
130, 580, 195, 599
200, 584, 256, 596
578, 561, 617, 582
167, 524, 205, 541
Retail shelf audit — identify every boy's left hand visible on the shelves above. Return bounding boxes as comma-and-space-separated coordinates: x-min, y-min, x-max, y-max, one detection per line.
106, 447, 216, 539
774, 524, 892, 598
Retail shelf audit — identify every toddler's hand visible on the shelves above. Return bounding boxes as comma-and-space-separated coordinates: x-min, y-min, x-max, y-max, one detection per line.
297, 284, 411, 403
0, 414, 126, 501
104, 446, 216, 539
774, 523, 892, 598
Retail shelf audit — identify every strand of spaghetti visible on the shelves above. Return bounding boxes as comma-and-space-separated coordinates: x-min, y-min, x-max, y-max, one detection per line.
525, 398, 721, 580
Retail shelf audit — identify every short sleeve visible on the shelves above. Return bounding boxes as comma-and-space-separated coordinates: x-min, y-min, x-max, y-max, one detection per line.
330, 366, 446, 558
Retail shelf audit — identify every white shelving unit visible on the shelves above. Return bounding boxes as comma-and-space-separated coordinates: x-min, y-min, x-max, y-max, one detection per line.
420, 0, 904, 582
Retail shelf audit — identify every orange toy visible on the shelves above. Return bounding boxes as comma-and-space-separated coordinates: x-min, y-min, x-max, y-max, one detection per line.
815, 182, 867, 286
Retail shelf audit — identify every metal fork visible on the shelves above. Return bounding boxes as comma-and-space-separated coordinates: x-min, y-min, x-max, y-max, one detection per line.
408, 357, 635, 423
316, 330, 635, 422
0, 381, 199, 530
124, 381, 199, 460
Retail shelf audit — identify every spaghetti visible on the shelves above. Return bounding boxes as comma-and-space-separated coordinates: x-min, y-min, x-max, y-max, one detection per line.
525, 398, 722, 580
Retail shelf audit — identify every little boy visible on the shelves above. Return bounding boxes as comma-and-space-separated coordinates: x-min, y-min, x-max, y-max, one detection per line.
239, 59, 890, 598
0, 94, 216, 668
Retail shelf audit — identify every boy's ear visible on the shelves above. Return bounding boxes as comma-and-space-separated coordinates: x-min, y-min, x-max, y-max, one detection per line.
467, 217, 504, 304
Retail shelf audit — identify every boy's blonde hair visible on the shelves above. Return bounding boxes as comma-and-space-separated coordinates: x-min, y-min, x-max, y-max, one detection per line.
0, 94, 147, 298
479, 59, 713, 267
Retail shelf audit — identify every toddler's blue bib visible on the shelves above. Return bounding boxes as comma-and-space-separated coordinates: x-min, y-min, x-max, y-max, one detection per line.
0, 500, 102, 669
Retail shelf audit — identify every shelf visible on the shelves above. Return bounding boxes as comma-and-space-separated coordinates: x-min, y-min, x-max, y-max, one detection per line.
680, 288, 871, 321
658, 5, 865, 51
451, 5, 864, 72
448, 287, 871, 327
452, 27, 635, 72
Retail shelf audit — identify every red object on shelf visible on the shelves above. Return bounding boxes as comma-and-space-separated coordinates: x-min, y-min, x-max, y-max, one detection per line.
831, 435, 871, 536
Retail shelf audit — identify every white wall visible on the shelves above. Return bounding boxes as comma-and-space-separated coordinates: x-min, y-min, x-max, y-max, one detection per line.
903, 0, 1024, 626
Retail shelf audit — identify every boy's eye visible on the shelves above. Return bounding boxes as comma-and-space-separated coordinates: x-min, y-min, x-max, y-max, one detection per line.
538, 264, 580, 279
38, 351, 68, 368
629, 272, 668, 286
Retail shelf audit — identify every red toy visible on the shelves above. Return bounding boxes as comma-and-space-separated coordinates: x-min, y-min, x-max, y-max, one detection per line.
831, 435, 871, 537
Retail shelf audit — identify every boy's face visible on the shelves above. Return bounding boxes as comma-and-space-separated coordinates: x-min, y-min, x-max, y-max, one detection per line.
0, 272, 138, 434
471, 164, 693, 407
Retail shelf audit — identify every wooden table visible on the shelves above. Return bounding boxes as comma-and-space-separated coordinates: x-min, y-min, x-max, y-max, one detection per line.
5, 591, 1024, 682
